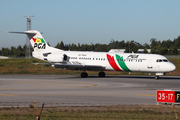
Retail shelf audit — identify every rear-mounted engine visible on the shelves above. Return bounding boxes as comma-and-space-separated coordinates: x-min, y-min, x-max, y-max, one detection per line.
46, 54, 68, 62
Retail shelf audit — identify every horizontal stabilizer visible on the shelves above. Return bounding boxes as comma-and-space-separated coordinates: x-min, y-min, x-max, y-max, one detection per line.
7, 31, 37, 35
7, 30, 63, 55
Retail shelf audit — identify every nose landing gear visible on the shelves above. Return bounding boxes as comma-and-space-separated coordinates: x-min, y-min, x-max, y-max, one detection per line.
155, 76, 159, 80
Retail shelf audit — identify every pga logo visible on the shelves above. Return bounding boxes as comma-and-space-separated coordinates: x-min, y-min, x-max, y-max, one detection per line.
34, 43, 46, 49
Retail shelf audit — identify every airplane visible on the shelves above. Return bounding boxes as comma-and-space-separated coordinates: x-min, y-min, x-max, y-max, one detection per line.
8, 30, 176, 79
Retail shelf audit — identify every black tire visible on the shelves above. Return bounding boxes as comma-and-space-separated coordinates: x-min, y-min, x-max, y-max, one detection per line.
81, 72, 88, 78
155, 76, 159, 80
98, 72, 105, 77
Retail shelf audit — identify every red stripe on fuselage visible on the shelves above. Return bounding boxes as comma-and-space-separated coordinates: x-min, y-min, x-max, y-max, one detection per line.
106, 54, 122, 71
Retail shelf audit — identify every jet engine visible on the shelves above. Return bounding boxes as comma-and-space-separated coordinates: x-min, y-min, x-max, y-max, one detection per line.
46, 54, 68, 62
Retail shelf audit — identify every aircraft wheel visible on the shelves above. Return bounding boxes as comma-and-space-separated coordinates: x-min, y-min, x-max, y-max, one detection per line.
98, 72, 105, 77
81, 72, 88, 78
155, 76, 159, 80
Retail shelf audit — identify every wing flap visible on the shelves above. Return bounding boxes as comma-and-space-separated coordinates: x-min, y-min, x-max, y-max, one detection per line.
33, 63, 50, 65
52, 63, 105, 71
32, 62, 105, 71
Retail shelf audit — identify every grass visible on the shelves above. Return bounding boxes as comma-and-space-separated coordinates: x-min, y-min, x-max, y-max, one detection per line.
0, 58, 179, 75
0, 105, 179, 120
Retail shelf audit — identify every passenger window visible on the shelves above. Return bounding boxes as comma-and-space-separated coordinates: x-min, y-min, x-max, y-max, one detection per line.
138, 60, 142, 62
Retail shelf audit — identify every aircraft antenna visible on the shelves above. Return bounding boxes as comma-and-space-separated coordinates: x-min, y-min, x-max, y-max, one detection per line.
24, 15, 34, 59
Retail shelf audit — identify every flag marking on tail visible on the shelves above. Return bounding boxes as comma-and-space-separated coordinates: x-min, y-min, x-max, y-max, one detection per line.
32, 38, 45, 43
32, 38, 46, 49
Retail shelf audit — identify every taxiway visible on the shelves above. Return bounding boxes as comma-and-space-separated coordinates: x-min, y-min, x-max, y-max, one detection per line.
0, 75, 180, 107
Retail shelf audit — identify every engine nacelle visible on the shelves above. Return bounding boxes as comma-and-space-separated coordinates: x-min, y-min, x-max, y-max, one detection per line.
46, 54, 68, 62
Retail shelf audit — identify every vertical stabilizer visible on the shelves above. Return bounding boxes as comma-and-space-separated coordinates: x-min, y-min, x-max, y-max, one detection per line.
28, 30, 49, 52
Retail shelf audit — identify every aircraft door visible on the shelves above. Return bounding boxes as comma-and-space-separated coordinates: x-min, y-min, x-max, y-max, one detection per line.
153, 59, 159, 71
147, 59, 153, 69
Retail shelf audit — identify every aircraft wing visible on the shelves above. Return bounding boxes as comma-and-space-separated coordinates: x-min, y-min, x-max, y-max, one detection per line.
51, 63, 105, 71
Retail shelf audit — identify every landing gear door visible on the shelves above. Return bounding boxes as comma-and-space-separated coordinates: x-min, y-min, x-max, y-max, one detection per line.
147, 59, 153, 69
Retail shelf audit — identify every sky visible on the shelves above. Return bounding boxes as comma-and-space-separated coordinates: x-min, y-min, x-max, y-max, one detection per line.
1, 0, 180, 49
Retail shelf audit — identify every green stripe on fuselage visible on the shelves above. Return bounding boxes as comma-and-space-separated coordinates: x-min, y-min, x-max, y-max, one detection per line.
116, 54, 131, 72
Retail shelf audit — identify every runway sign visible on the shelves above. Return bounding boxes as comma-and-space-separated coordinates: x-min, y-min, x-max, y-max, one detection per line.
157, 90, 180, 103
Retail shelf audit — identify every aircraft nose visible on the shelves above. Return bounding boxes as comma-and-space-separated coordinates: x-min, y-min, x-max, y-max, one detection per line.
168, 62, 176, 72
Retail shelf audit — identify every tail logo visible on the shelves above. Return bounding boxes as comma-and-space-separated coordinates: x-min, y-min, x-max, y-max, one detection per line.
32, 38, 46, 49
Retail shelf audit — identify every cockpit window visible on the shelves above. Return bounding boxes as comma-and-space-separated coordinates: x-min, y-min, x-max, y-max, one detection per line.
156, 59, 169, 62
163, 59, 168, 62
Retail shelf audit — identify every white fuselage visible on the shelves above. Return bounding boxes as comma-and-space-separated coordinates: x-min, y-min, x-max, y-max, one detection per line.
34, 50, 176, 73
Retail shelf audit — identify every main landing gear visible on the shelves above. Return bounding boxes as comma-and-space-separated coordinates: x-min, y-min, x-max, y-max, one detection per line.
81, 72, 88, 78
98, 71, 105, 77
80, 71, 106, 78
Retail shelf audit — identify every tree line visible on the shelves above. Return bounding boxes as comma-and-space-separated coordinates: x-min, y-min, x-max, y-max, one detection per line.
54, 36, 180, 55
1, 36, 180, 57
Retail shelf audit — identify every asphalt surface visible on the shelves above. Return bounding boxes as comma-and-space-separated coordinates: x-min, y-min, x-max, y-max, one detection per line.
0, 75, 180, 107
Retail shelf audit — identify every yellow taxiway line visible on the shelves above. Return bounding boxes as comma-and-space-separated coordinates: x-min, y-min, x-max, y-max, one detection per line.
0, 93, 156, 97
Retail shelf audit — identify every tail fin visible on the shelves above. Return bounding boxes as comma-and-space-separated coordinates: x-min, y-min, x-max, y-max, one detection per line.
8, 30, 62, 52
